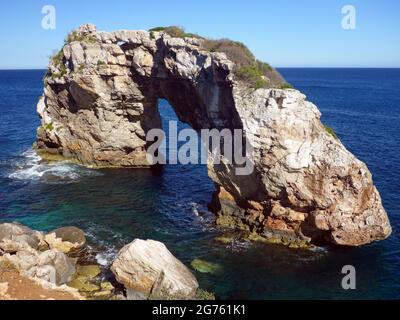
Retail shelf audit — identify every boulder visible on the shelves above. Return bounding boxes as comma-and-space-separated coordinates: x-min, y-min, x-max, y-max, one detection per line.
111, 239, 198, 300
4, 249, 76, 285
45, 226, 86, 253
0, 222, 42, 252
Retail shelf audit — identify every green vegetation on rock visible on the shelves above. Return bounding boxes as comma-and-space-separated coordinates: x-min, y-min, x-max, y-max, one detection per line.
202, 39, 283, 89
65, 31, 97, 44
280, 82, 294, 89
148, 26, 284, 89
97, 60, 106, 70
45, 50, 67, 81
149, 26, 202, 39
236, 64, 268, 89
324, 125, 339, 140
201, 39, 282, 89
43, 122, 54, 132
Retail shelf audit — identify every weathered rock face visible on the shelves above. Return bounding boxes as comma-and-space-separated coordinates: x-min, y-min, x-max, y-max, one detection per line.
111, 239, 198, 299
36, 23, 391, 247
45, 226, 86, 253
0, 222, 43, 252
0, 223, 77, 286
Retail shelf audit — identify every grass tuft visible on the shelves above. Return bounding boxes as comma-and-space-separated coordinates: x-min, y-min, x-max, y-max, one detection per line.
324, 125, 339, 140
148, 26, 203, 39
280, 83, 294, 89
44, 122, 54, 132
65, 31, 97, 44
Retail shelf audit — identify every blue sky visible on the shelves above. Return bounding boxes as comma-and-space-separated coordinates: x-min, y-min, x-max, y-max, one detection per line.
0, 0, 399, 69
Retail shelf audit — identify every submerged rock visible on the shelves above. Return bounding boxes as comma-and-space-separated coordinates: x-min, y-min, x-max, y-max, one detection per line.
35, 23, 391, 247
68, 275, 100, 292
100, 281, 114, 291
214, 235, 236, 245
111, 239, 198, 300
76, 264, 101, 278
191, 259, 222, 274
67, 264, 116, 300
195, 289, 216, 300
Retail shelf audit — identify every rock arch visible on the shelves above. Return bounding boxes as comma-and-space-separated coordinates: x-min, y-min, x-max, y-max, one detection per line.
36, 24, 391, 247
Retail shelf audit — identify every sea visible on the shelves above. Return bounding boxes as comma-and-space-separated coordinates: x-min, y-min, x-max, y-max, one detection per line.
0, 68, 399, 299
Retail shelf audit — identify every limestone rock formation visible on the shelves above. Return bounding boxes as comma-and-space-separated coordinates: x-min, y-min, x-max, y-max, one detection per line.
35, 24, 391, 247
6, 249, 77, 285
0, 222, 77, 286
45, 226, 86, 253
0, 222, 44, 253
111, 239, 199, 300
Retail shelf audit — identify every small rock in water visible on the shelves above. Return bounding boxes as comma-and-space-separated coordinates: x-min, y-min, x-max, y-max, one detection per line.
100, 281, 114, 291
191, 259, 222, 274
68, 275, 100, 292
76, 264, 101, 278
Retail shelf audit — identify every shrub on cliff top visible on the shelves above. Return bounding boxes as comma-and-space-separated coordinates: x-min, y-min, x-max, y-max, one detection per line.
149, 26, 203, 39
201, 39, 255, 67
149, 26, 284, 89
65, 31, 97, 44
280, 83, 294, 89
201, 38, 282, 89
235, 65, 268, 89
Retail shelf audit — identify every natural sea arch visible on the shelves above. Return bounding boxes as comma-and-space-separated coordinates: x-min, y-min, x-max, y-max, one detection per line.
35, 24, 391, 247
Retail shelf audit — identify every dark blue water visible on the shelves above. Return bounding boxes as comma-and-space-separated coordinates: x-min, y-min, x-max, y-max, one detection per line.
0, 68, 399, 299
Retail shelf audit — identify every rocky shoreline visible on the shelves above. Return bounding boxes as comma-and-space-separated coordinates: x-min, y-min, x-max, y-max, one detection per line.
0, 222, 213, 300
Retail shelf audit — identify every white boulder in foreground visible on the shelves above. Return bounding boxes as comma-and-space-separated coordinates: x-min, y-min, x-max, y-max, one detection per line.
111, 239, 198, 300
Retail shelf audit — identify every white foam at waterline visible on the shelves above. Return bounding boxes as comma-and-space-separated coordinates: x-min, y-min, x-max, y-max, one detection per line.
96, 252, 117, 267
85, 223, 127, 267
8, 148, 102, 183
190, 202, 200, 216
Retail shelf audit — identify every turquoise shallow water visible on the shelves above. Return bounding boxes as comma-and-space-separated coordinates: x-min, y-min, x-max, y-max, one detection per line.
0, 69, 399, 299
